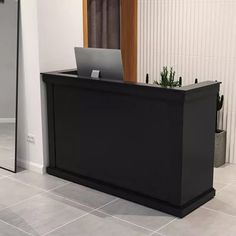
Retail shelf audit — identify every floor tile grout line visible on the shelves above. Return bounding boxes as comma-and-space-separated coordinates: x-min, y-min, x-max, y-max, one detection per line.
82, 197, 161, 234
0, 179, 119, 224
148, 218, 177, 236
6, 176, 54, 192
45, 190, 102, 211
156, 218, 177, 232
0, 218, 33, 236
0, 194, 41, 213
42, 212, 91, 236
2, 174, 113, 214
202, 205, 236, 219
94, 198, 120, 211
4, 171, 71, 193
46, 182, 122, 211
156, 233, 166, 236
0, 182, 71, 214
44, 182, 71, 192
149, 232, 166, 236
95, 209, 155, 233
42, 198, 120, 236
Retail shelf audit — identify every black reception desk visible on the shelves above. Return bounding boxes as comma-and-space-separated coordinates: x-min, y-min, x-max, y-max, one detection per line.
43, 69, 219, 217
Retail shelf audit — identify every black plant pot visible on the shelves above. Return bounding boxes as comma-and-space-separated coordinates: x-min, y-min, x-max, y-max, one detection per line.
214, 130, 226, 167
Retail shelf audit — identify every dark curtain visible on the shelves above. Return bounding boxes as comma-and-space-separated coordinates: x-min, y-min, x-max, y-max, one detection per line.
88, 0, 120, 49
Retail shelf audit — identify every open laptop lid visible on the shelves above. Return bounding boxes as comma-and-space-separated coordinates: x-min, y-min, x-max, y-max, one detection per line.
74, 47, 124, 81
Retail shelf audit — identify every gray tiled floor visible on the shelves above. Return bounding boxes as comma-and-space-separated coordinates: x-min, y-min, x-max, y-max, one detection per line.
0, 165, 235, 235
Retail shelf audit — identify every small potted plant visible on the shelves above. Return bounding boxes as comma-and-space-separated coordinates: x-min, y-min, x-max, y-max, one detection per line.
154, 67, 182, 88
214, 92, 226, 167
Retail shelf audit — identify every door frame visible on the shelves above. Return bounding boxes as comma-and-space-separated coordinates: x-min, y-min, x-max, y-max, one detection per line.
83, 0, 89, 48
82, 0, 137, 82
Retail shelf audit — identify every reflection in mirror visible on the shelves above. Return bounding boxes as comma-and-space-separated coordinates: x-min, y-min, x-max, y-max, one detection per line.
0, 0, 19, 172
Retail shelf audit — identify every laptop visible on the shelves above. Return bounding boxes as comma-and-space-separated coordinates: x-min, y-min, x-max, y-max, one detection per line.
74, 47, 124, 81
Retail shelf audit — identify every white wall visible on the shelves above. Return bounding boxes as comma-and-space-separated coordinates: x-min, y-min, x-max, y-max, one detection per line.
37, 0, 83, 72
18, 0, 44, 172
18, 0, 83, 173
37, 0, 83, 173
138, 0, 236, 164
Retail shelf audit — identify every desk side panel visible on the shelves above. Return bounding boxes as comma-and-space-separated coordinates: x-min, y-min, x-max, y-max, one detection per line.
181, 86, 219, 205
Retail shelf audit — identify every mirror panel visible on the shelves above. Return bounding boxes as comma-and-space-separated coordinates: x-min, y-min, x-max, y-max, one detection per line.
0, 0, 19, 172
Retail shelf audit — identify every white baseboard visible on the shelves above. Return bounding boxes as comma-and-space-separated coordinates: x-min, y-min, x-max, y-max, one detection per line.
0, 118, 16, 123
17, 159, 46, 174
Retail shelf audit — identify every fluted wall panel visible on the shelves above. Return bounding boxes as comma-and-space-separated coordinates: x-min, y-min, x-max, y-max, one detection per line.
138, 0, 236, 163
